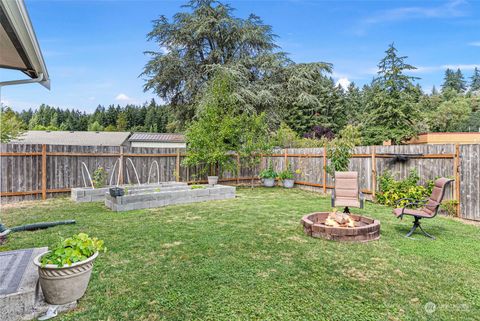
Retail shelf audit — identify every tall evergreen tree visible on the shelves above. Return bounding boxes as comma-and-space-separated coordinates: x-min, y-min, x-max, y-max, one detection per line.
470, 67, 480, 92
142, 0, 286, 127
455, 68, 467, 93
442, 68, 467, 93
279, 63, 349, 135
362, 43, 421, 145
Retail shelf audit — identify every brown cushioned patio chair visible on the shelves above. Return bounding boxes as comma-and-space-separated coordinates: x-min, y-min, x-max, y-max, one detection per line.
393, 177, 454, 239
331, 171, 365, 213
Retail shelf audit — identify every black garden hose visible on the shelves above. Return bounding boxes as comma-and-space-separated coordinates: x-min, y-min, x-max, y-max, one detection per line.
0, 220, 76, 244
9, 220, 76, 232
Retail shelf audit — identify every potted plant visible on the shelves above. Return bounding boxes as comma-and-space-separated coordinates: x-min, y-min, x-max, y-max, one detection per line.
33, 233, 105, 305
109, 186, 124, 197
278, 165, 295, 188
259, 165, 277, 187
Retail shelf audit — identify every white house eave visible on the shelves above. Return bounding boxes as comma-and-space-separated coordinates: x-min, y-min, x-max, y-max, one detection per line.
0, 0, 50, 89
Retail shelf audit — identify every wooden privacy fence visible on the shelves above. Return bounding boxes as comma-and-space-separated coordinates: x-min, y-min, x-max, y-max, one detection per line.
1, 143, 479, 221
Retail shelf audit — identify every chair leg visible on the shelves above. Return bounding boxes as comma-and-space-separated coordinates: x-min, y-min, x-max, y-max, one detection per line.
405, 217, 435, 239
405, 219, 419, 237
418, 223, 435, 240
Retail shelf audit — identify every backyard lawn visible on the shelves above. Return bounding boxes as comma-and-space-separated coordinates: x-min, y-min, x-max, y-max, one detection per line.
2, 187, 479, 321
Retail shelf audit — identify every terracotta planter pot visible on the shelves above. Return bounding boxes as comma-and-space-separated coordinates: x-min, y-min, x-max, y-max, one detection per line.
33, 251, 98, 305
207, 176, 218, 186
263, 178, 275, 187
283, 179, 295, 188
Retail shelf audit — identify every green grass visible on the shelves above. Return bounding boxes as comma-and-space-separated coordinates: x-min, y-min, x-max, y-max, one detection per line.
2, 188, 480, 321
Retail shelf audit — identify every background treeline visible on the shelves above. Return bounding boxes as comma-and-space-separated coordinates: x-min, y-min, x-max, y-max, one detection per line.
3, 0, 480, 146
6, 65, 479, 141
9, 99, 173, 133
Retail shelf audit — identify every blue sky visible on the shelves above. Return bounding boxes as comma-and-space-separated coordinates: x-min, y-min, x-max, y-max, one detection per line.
1, 0, 479, 112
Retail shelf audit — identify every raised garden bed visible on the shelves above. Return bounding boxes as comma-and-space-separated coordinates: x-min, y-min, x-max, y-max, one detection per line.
105, 184, 236, 212
71, 182, 188, 202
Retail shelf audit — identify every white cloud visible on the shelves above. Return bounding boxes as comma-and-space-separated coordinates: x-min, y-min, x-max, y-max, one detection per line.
355, 0, 468, 35
0, 99, 10, 107
335, 77, 351, 90
442, 64, 480, 70
115, 93, 131, 102
468, 41, 480, 47
159, 46, 170, 54
406, 64, 480, 74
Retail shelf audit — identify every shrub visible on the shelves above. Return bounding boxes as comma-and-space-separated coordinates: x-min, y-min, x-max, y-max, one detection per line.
376, 169, 434, 207
441, 200, 459, 217
326, 125, 362, 175
259, 165, 277, 179
190, 185, 205, 189
41, 233, 105, 267
92, 167, 107, 188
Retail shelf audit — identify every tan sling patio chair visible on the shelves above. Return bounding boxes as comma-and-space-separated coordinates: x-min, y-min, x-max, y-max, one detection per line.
393, 177, 454, 239
331, 171, 365, 213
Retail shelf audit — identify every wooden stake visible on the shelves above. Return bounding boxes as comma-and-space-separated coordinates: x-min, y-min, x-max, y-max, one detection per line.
119, 147, 124, 185
454, 144, 461, 217
371, 146, 377, 198
236, 153, 240, 185
284, 149, 288, 167
323, 145, 327, 194
41, 144, 47, 200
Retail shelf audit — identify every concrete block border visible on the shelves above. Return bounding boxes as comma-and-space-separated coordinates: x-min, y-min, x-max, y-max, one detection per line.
105, 184, 236, 212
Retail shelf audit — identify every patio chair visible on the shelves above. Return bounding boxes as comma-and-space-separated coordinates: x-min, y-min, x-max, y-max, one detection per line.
393, 177, 454, 239
331, 171, 365, 213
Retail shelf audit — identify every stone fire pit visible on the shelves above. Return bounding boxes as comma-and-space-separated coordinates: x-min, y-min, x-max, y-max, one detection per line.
301, 212, 380, 242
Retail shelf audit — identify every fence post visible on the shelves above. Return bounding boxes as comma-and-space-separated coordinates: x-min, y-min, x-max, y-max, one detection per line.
236, 153, 240, 185
41, 144, 47, 200
454, 144, 461, 217
176, 148, 180, 182
119, 147, 124, 185
323, 145, 327, 194
371, 146, 377, 198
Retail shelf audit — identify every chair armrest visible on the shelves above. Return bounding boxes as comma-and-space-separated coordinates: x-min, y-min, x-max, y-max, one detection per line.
394, 198, 427, 206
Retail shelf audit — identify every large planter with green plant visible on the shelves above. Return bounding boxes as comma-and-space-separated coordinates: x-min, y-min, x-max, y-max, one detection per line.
259, 166, 277, 187
278, 165, 296, 188
33, 233, 105, 305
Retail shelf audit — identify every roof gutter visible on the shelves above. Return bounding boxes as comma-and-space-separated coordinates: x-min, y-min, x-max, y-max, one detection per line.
0, 72, 43, 87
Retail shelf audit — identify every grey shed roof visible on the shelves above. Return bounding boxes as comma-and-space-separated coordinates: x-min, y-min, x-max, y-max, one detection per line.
12, 131, 131, 146
129, 133, 185, 143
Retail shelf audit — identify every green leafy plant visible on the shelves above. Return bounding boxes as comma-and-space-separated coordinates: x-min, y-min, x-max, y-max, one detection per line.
259, 165, 277, 179
183, 73, 238, 177
441, 200, 459, 217
376, 169, 434, 207
92, 167, 107, 188
41, 233, 105, 267
190, 185, 206, 189
278, 164, 295, 180
326, 125, 362, 175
